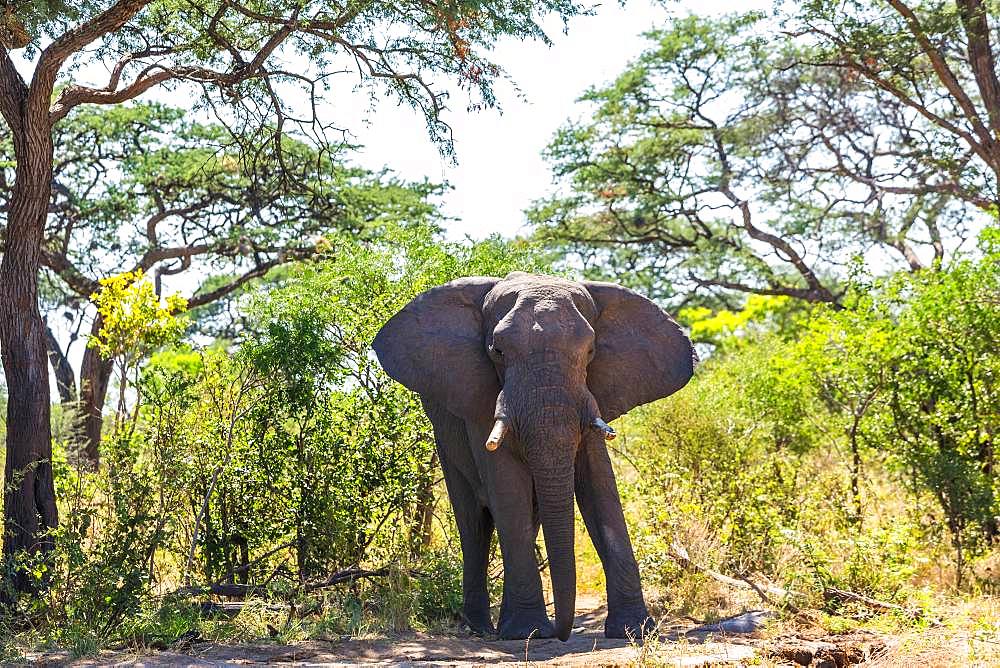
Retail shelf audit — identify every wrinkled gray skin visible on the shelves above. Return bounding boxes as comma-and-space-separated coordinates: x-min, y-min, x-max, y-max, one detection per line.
373, 273, 696, 642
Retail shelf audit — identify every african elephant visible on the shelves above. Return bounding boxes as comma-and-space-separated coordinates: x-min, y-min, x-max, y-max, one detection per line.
372, 272, 696, 641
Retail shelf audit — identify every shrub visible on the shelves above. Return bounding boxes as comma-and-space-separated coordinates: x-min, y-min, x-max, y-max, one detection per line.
14, 224, 550, 646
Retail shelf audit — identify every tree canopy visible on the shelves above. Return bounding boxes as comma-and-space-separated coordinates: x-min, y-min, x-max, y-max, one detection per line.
532, 5, 998, 306
3, 100, 445, 460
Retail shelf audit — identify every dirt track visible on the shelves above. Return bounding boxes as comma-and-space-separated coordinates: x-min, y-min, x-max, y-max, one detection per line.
33, 597, 764, 667
37, 596, 897, 667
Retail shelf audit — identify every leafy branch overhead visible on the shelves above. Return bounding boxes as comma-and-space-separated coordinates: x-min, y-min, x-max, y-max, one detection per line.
2, 0, 583, 154
1, 100, 444, 453
532, 5, 999, 307
1, 101, 443, 308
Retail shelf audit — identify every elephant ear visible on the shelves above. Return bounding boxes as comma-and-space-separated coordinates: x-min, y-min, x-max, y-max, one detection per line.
373, 277, 500, 419
584, 281, 697, 422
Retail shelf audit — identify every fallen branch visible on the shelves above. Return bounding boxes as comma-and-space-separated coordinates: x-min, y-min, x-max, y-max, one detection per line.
668, 541, 929, 622
304, 566, 427, 591
669, 541, 801, 613
174, 582, 261, 598
304, 567, 391, 591
174, 565, 427, 602
172, 568, 387, 598
196, 601, 286, 616
822, 586, 923, 620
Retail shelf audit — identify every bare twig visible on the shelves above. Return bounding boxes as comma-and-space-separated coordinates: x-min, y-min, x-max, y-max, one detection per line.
822, 587, 924, 621
668, 541, 801, 612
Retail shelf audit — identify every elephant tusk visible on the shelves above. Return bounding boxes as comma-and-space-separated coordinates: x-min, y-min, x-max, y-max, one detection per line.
485, 419, 507, 452
592, 417, 617, 441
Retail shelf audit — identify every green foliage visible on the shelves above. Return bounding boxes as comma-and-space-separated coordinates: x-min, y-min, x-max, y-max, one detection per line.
622, 227, 1000, 612
620, 324, 930, 615
0, 101, 448, 341
794, 230, 1000, 586
531, 9, 991, 306
412, 549, 465, 626
625, 337, 825, 578
792, 523, 921, 605
4, 0, 586, 151
14, 225, 548, 648
89, 270, 188, 362
19, 403, 194, 651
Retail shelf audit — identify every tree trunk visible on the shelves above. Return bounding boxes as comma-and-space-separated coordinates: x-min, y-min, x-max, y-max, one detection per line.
78, 314, 113, 466
409, 450, 438, 558
0, 117, 59, 601
43, 319, 77, 404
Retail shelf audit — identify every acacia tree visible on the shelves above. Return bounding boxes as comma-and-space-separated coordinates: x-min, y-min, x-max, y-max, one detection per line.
0, 0, 581, 598
532, 5, 999, 306
2, 101, 442, 463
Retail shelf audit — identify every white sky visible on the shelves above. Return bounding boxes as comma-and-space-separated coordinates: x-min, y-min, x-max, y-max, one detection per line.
333, 0, 769, 241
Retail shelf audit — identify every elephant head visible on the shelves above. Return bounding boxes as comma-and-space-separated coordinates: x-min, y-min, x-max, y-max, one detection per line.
373, 272, 696, 640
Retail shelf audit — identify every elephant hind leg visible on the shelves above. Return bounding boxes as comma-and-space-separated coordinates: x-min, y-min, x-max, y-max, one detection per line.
457, 504, 495, 635
422, 399, 496, 635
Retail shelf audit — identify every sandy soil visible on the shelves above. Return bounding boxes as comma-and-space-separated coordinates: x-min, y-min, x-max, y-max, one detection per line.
31, 596, 891, 667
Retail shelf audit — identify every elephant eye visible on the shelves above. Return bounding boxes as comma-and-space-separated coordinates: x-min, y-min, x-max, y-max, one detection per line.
489, 344, 503, 358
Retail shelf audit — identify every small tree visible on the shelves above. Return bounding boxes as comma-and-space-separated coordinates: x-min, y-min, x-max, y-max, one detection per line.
88, 269, 188, 438
798, 228, 1000, 589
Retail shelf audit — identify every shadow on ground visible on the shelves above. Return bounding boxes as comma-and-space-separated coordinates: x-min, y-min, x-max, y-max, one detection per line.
38, 599, 795, 666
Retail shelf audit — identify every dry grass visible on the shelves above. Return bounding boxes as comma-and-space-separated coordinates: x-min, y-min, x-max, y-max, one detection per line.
862, 597, 1000, 667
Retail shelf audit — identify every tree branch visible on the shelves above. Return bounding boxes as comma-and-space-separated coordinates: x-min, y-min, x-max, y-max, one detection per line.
187, 257, 287, 308
42, 318, 78, 403
32, 0, 152, 119
687, 271, 840, 305
885, 0, 996, 152
956, 0, 1000, 137
40, 248, 100, 296
0, 47, 26, 131
712, 130, 840, 304
50, 6, 300, 122
797, 47, 995, 169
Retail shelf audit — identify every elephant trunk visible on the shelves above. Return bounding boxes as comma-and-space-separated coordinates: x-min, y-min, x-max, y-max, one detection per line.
502, 363, 591, 641
534, 462, 576, 641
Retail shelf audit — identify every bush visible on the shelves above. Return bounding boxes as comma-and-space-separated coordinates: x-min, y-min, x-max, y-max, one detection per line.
621, 228, 1000, 615
795, 230, 1000, 589
413, 548, 465, 626
623, 338, 823, 579
9, 224, 550, 647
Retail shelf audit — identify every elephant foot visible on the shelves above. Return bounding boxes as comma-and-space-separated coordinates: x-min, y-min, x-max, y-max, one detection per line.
462, 610, 496, 637
605, 605, 656, 640
498, 610, 555, 640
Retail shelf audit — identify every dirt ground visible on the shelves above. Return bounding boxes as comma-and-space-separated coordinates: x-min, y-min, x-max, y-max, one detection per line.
33, 599, 754, 668
31, 597, 894, 667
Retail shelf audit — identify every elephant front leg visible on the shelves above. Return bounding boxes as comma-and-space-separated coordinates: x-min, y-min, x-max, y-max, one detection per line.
494, 500, 554, 639
475, 432, 554, 640
575, 435, 654, 639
